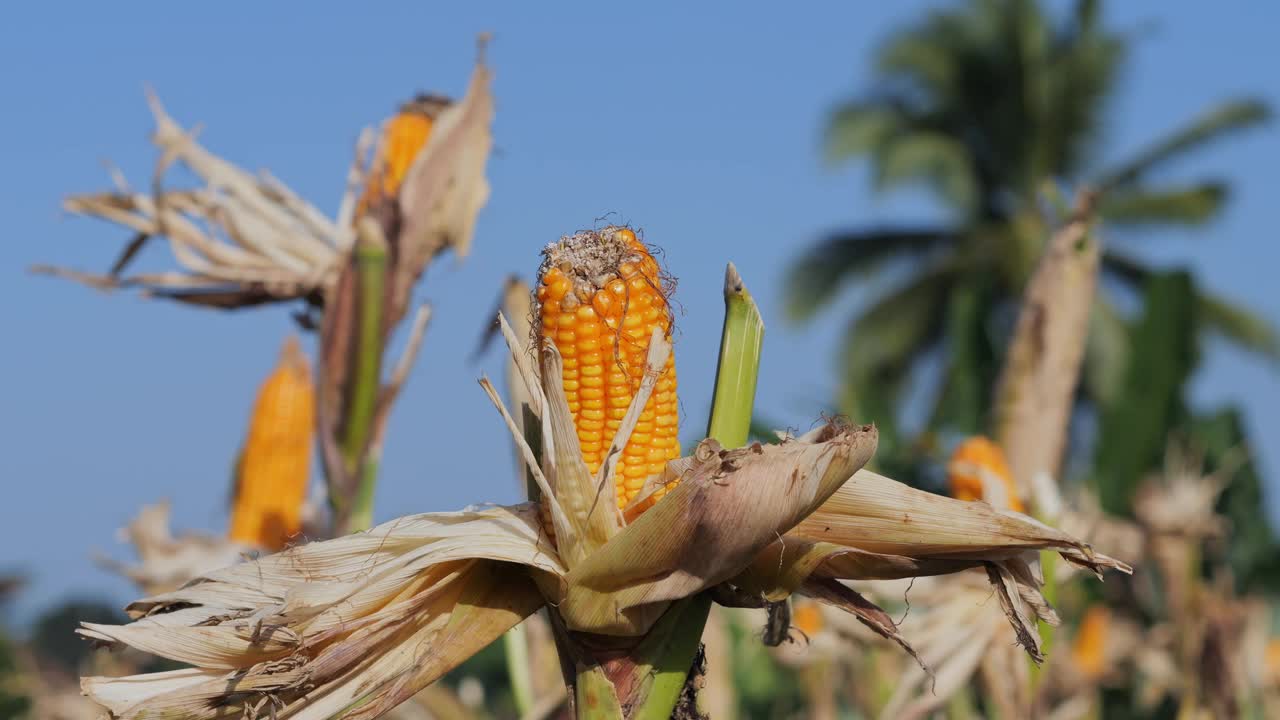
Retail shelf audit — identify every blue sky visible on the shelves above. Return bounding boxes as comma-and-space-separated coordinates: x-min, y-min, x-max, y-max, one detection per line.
2, 1, 1277, 624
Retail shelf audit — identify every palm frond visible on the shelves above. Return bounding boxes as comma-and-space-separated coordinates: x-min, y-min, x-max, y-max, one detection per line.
1103, 251, 1280, 361
1099, 182, 1229, 226
1097, 99, 1271, 190
824, 102, 905, 165
838, 261, 957, 419
873, 130, 978, 212
784, 228, 956, 322
1199, 290, 1280, 361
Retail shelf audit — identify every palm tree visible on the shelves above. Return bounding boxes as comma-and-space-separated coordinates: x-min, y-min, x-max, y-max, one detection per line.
787, 0, 1275, 466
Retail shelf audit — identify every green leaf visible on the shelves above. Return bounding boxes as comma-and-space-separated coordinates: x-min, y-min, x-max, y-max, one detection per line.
1198, 290, 1280, 361
824, 103, 904, 164
1188, 408, 1280, 593
1103, 251, 1280, 362
839, 262, 956, 454
1098, 182, 1229, 226
784, 228, 955, 323
1097, 98, 1271, 190
1094, 271, 1198, 515
706, 263, 765, 447
873, 130, 977, 212
1083, 295, 1130, 405
929, 279, 999, 434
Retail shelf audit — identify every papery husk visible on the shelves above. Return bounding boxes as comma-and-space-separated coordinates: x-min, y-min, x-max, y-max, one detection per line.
557, 422, 878, 636
37, 91, 347, 309
95, 502, 249, 596
389, 52, 492, 322
80, 506, 557, 719
793, 468, 1129, 574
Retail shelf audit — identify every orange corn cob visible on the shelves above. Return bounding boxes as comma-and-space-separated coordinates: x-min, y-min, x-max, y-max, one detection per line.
228, 335, 315, 550
946, 436, 1024, 512
355, 94, 452, 218
791, 599, 826, 639
536, 226, 680, 514
1071, 605, 1110, 680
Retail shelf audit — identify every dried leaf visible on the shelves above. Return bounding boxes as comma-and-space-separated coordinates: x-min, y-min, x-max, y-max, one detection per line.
793, 469, 1131, 576
390, 54, 493, 325
80, 506, 557, 719
559, 422, 878, 635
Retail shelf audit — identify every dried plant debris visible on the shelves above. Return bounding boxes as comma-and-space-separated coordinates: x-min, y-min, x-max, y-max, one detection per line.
36, 46, 493, 319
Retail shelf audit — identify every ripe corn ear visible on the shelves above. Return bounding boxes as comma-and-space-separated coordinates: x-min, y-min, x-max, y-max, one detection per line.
1071, 604, 1109, 680
228, 335, 315, 550
356, 94, 451, 218
536, 227, 680, 514
947, 436, 1024, 512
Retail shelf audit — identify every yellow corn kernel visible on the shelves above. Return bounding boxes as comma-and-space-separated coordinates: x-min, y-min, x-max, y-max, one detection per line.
228, 335, 315, 551
355, 94, 452, 219
946, 436, 1024, 512
536, 226, 680, 514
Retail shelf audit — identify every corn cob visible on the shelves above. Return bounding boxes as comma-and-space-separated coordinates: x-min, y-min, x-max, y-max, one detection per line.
228, 335, 315, 550
536, 227, 680, 513
946, 436, 1024, 512
1070, 604, 1109, 680
355, 94, 452, 218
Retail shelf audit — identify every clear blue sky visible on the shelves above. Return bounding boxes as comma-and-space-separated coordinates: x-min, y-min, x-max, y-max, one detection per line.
3, 1, 1277, 624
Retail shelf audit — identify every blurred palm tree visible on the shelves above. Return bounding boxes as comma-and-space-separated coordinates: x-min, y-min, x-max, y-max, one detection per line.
787, 0, 1274, 467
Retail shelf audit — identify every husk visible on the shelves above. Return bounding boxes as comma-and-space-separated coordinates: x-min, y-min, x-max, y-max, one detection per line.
391, 54, 493, 323
95, 502, 250, 596
37, 89, 347, 309
80, 505, 558, 719
793, 469, 1130, 575
558, 422, 878, 635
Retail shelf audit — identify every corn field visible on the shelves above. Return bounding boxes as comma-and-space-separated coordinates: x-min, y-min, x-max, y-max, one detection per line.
5, 3, 1280, 719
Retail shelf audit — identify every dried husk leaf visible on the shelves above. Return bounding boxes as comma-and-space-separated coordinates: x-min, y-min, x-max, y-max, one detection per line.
80, 505, 559, 719
38, 92, 346, 309
557, 422, 877, 635
390, 55, 493, 325
95, 502, 249, 596
539, 342, 622, 566
792, 469, 1130, 575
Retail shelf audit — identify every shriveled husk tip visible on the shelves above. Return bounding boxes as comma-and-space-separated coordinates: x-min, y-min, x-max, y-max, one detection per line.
79, 505, 557, 720
557, 420, 877, 636
793, 468, 1131, 576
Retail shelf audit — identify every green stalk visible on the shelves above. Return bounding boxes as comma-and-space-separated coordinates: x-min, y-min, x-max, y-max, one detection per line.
505, 621, 535, 715
340, 221, 387, 533
615, 263, 764, 719
1029, 490, 1059, 695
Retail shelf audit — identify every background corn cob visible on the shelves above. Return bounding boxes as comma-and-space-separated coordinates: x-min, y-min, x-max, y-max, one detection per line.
947, 436, 1025, 512
228, 335, 315, 550
1070, 604, 1109, 680
355, 94, 452, 218
536, 226, 680, 513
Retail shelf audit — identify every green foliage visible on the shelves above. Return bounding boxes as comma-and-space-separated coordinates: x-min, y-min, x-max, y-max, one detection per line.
784, 229, 954, 323
791, 0, 1275, 495
726, 620, 805, 718
1189, 409, 1280, 593
1094, 271, 1197, 515
0, 631, 32, 719
930, 279, 1001, 435
30, 598, 125, 675
1099, 182, 1228, 226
